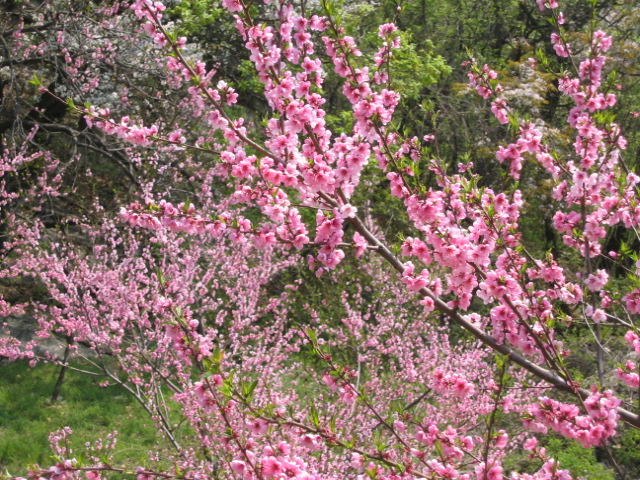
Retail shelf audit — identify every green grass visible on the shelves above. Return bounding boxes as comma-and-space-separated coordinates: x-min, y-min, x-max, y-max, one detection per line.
2, 361, 631, 478
0, 361, 164, 476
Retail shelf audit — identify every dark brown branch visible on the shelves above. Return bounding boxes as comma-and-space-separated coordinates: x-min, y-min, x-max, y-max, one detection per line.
346, 214, 640, 430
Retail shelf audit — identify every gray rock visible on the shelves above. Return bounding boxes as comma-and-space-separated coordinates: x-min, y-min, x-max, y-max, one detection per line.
1, 314, 93, 362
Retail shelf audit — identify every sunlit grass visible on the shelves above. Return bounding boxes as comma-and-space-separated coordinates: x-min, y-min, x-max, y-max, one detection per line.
0, 361, 165, 476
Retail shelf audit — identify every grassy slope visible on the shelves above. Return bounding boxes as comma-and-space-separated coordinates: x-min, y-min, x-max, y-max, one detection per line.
0, 361, 163, 476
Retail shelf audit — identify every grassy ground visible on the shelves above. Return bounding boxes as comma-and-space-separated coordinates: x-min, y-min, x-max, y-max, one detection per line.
0, 360, 632, 479
0, 360, 164, 476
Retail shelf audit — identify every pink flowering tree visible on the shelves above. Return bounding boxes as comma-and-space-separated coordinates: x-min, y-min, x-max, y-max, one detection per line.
2, 0, 640, 478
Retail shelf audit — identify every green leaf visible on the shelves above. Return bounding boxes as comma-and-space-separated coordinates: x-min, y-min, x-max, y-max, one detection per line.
434, 439, 444, 457
241, 379, 258, 399
219, 374, 234, 398
308, 405, 320, 427
156, 268, 166, 287
620, 241, 632, 256
494, 353, 509, 369
306, 328, 318, 345
28, 74, 42, 87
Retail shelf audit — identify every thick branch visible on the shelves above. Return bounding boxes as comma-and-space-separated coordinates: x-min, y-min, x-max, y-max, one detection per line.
1, 22, 56, 39
347, 214, 640, 429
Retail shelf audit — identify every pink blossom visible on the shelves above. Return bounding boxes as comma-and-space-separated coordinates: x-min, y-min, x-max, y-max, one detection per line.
222, 0, 243, 12
523, 437, 538, 451
261, 457, 283, 478
247, 418, 269, 435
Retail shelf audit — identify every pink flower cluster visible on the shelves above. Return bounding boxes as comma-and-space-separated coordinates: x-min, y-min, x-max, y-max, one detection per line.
165, 319, 214, 365
14, 0, 639, 477
536, 0, 559, 9
28, 460, 78, 480
130, 0, 168, 47
322, 372, 357, 405
616, 361, 640, 389
85, 110, 159, 147
110, 0, 407, 275
121, 200, 308, 250
524, 390, 620, 447
230, 444, 313, 480
495, 122, 545, 179
122, 201, 233, 237
431, 369, 475, 398
413, 423, 476, 479
467, 63, 500, 100
625, 330, 640, 353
